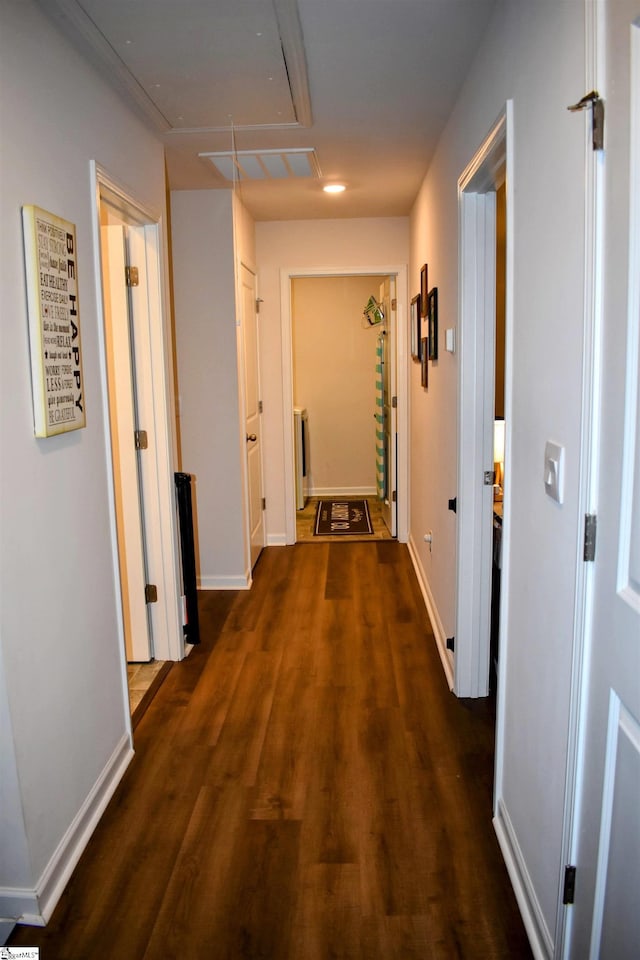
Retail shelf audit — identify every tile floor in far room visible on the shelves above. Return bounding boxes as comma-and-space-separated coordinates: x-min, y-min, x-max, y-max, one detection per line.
296, 496, 394, 543
126, 660, 168, 715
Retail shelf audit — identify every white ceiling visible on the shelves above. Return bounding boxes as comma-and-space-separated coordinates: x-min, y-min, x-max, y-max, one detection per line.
38, 0, 497, 221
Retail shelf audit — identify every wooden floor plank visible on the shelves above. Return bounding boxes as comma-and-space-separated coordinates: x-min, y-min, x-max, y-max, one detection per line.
141, 783, 253, 959
249, 655, 318, 820
301, 681, 362, 867
9, 542, 532, 959
289, 863, 362, 960
204, 649, 283, 788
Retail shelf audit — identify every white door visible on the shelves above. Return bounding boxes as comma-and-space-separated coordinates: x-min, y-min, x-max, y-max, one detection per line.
101, 224, 151, 662
380, 277, 397, 536
241, 263, 265, 569
568, 7, 640, 957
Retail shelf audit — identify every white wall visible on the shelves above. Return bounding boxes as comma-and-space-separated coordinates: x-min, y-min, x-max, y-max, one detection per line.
171, 191, 244, 587
409, 0, 587, 951
170, 190, 256, 588
233, 192, 257, 273
0, 0, 169, 925
256, 218, 409, 541
292, 275, 385, 496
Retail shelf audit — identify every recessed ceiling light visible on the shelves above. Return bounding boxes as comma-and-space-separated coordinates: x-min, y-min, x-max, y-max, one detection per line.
323, 183, 346, 194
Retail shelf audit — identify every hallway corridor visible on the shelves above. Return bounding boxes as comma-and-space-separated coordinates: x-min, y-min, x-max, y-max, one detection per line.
10, 542, 531, 958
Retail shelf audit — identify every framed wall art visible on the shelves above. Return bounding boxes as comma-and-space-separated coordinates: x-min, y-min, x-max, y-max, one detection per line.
421, 337, 429, 388
420, 264, 428, 318
22, 205, 86, 437
410, 294, 421, 361
428, 286, 439, 360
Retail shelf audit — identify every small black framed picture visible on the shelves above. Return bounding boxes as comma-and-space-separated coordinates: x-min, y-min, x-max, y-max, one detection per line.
421, 338, 429, 388
420, 264, 428, 318
411, 294, 421, 361
428, 287, 438, 360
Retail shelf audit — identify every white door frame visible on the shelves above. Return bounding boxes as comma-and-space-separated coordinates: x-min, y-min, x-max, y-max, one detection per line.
90, 161, 184, 668
279, 264, 409, 545
456, 105, 513, 699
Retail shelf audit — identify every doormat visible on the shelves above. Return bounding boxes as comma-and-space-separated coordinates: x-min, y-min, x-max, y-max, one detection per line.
314, 499, 373, 536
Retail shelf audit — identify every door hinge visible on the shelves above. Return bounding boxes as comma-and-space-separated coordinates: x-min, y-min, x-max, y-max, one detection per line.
256, 297, 263, 313
563, 865, 577, 905
484, 470, 496, 486
258, 400, 263, 413
392, 490, 396, 503
448, 497, 457, 513
391, 297, 397, 310
125, 265, 139, 287
145, 584, 158, 604
261, 497, 266, 510
134, 429, 148, 450
584, 513, 597, 562
568, 91, 604, 151
446, 636, 455, 651
392, 396, 398, 408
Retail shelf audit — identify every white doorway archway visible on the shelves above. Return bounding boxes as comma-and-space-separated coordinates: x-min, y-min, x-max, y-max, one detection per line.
279, 264, 409, 545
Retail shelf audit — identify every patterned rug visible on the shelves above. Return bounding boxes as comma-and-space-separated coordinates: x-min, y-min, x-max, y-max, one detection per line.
314, 499, 373, 536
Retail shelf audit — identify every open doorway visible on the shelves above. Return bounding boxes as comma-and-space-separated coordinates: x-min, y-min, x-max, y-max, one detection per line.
280, 266, 409, 545
92, 163, 183, 719
490, 181, 507, 694
290, 274, 393, 542
456, 105, 512, 701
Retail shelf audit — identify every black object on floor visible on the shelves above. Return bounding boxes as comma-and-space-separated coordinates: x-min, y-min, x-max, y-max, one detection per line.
314, 499, 373, 536
175, 472, 200, 644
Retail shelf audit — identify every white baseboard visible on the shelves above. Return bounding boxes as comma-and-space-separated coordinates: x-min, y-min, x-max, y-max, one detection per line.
494, 798, 553, 960
310, 486, 377, 498
0, 733, 133, 929
198, 573, 250, 590
266, 533, 287, 547
407, 534, 454, 690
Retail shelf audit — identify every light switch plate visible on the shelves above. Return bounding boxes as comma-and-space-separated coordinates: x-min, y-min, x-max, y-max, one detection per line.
544, 441, 565, 504
445, 328, 456, 353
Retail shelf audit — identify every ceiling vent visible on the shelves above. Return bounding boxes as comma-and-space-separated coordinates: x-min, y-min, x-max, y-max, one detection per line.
200, 148, 321, 181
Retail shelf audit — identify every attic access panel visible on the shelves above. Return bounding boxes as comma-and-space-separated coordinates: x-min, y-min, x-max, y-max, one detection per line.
75, 0, 297, 128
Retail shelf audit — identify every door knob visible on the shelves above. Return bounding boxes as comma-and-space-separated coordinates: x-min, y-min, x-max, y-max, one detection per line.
246, 433, 257, 442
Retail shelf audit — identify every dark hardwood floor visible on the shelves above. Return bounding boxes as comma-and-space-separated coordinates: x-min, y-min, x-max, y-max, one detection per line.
10, 542, 532, 959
